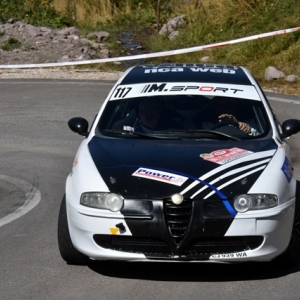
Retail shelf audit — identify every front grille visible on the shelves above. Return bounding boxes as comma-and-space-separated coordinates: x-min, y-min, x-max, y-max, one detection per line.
93, 235, 170, 255
164, 199, 192, 244
93, 235, 264, 258
184, 236, 264, 255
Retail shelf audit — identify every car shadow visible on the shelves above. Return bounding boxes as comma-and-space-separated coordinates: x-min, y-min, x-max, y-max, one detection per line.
87, 259, 300, 281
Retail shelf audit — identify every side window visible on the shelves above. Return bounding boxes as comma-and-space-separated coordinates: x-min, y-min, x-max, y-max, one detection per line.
252, 105, 268, 134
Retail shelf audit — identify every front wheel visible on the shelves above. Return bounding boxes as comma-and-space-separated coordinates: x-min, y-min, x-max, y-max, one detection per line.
276, 194, 300, 267
57, 195, 89, 265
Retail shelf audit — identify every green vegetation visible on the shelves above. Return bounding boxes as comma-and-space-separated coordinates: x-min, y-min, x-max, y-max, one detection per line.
0, 0, 299, 94
0, 0, 72, 28
1, 37, 21, 51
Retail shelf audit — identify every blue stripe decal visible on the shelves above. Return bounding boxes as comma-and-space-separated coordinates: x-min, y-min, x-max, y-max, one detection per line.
222, 200, 237, 216
103, 164, 237, 217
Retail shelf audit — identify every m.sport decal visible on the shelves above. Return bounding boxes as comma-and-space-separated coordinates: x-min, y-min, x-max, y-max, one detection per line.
109, 82, 261, 100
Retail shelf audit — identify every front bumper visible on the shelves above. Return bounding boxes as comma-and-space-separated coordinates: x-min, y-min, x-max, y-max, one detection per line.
66, 195, 295, 262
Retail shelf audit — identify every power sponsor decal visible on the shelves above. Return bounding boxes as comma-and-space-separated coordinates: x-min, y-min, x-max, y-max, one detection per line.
281, 156, 293, 183
210, 252, 247, 259
132, 167, 188, 186
200, 148, 253, 165
110, 82, 261, 100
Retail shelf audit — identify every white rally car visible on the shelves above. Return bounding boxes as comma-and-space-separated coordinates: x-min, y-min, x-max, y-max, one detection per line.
58, 63, 300, 265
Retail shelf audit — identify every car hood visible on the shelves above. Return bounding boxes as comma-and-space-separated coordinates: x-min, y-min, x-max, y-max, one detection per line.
88, 136, 277, 200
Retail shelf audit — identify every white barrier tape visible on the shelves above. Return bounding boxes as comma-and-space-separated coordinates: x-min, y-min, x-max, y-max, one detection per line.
0, 26, 299, 69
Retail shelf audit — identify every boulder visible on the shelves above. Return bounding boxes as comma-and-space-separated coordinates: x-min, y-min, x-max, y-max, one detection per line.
168, 31, 179, 40
264, 66, 285, 81
159, 15, 186, 35
285, 75, 299, 82
25, 24, 42, 37
87, 31, 110, 41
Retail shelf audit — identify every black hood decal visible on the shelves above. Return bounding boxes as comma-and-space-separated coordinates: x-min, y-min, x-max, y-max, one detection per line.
88, 136, 277, 215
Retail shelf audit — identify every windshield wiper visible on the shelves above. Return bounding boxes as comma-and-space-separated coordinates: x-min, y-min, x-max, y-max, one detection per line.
103, 129, 181, 140
159, 129, 241, 141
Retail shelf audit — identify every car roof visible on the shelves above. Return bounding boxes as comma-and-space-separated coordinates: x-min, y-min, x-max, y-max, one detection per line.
119, 64, 253, 85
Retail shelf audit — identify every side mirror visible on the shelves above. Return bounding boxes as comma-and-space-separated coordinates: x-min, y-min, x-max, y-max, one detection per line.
280, 119, 300, 138
68, 117, 89, 137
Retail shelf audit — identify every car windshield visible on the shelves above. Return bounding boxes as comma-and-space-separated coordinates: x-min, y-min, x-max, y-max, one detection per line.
96, 95, 270, 139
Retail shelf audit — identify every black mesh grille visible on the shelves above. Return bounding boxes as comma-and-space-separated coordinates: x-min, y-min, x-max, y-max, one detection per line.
93, 235, 264, 258
93, 235, 170, 255
164, 199, 192, 244
184, 236, 264, 255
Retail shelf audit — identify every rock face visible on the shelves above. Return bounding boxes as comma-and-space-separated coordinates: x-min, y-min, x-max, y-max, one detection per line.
0, 20, 111, 66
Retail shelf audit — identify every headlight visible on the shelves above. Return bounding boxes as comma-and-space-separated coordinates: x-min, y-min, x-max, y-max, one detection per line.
234, 194, 278, 213
80, 192, 124, 212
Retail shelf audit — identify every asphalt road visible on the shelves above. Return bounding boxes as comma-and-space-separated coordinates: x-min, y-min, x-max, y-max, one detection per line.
1, 79, 300, 300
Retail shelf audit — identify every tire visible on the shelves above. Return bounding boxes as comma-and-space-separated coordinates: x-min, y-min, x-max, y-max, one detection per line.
57, 195, 89, 265
276, 191, 300, 267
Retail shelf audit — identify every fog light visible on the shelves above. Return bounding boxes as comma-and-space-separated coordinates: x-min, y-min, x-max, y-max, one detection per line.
234, 194, 252, 212
106, 193, 124, 212
171, 193, 184, 205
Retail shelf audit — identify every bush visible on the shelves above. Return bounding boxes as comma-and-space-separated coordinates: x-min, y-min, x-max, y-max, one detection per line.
1, 37, 21, 51
0, 0, 73, 28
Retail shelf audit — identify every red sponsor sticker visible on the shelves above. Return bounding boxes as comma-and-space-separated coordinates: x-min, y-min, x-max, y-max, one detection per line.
200, 148, 253, 165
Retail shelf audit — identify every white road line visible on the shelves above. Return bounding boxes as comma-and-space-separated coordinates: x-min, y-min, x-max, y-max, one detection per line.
268, 96, 300, 105
0, 175, 41, 228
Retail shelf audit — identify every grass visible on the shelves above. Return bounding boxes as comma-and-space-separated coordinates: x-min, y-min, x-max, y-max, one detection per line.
52, 0, 137, 25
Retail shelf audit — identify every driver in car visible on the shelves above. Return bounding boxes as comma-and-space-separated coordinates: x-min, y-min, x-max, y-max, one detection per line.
135, 98, 183, 133
218, 113, 253, 135
204, 99, 260, 136
135, 99, 162, 133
